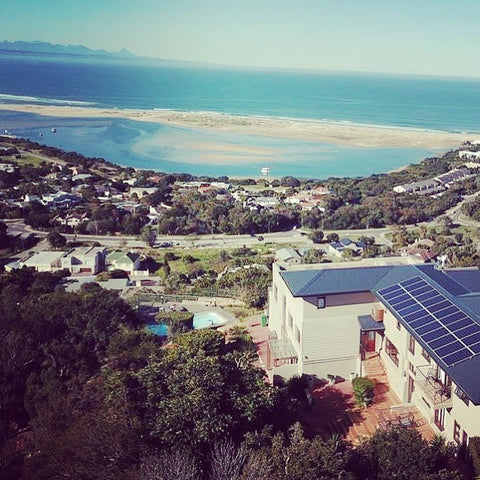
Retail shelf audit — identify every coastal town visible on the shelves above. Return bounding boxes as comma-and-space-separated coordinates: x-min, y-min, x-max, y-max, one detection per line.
1, 3, 480, 471
2, 128, 480, 478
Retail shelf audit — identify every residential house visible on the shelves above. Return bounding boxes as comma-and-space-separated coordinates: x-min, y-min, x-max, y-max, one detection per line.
328, 238, 366, 258
459, 150, 480, 161
268, 259, 480, 444
54, 212, 90, 229
128, 187, 158, 198
393, 179, 444, 196
276, 248, 302, 265
244, 196, 279, 210
61, 246, 107, 275
5, 251, 64, 272
435, 168, 474, 188
107, 250, 150, 276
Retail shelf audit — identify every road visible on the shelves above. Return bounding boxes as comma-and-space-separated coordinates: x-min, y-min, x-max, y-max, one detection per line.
5, 218, 394, 250
6, 192, 480, 252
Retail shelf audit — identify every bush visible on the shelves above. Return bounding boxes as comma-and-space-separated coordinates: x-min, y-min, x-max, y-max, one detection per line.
310, 230, 324, 244
352, 376, 375, 407
286, 375, 309, 401
156, 311, 194, 336
469, 437, 480, 476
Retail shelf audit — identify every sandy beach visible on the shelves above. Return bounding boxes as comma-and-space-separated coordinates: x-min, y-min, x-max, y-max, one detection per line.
0, 103, 473, 149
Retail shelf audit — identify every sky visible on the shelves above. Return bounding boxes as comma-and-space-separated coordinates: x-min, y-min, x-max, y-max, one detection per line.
3, 0, 480, 77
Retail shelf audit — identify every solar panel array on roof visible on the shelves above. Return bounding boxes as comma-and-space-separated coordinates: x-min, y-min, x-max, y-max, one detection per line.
377, 276, 480, 367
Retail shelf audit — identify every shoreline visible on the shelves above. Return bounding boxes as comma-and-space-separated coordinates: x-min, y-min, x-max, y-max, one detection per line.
0, 103, 474, 149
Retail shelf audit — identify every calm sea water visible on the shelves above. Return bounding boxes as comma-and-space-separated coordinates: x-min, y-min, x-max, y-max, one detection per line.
1, 53, 479, 178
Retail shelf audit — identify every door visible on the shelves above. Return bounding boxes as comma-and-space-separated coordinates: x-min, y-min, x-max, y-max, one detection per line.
364, 331, 376, 352
408, 375, 415, 403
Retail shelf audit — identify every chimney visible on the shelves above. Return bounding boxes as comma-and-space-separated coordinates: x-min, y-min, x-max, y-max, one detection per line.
371, 306, 384, 322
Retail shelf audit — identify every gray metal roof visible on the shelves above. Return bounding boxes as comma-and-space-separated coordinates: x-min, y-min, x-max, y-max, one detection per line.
281, 266, 393, 297
358, 315, 386, 332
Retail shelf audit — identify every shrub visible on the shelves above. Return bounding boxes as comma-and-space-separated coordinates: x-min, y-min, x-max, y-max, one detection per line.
352, 376, 375, 407
469, 436, 480, 476
156, 311, 194, 336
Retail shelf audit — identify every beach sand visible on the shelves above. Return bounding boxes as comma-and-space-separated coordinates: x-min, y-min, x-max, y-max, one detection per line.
0, 103, 473, 149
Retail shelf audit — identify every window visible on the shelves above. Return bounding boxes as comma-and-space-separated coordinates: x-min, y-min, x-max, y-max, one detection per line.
288, 313, 293, 329
408, 334, 415, 355
463, 431, 468, 446
317, 296, 326, 308
421, 348, 431, 363
409, 361, 416, 376
295, 326, 301, 344
396, 321, 401, 331
385, 338, 399, 367
274, 285, 278, 301
434, 409, 445, 431
453, 421, 461, 444
455, 387, 470, 406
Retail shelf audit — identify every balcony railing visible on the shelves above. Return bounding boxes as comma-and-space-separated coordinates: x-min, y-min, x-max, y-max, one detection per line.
416, 365, 453, 409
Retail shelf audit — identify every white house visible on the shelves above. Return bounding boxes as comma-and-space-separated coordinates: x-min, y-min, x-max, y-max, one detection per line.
5, 251, 64, 272
328, 238, 366, 258
107, 250, 150, 276
268, 259, 480, 444
61, 246, 107, 275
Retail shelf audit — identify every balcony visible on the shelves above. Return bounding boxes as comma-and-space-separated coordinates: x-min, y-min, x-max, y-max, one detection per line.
416, 365, 453, 409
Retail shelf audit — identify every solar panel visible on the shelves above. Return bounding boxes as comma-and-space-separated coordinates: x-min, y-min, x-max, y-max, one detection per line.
379, 284, 403, 295
450, 318, 473, 332
429, 334, 457, 349
409, 315, 436, 329
437, 341, 464, 357
404, 309, 430, 323
421, 295, 445, 307
377, 275, 480, 367
409, 285, 432, 296
463, 332, 480, 347
420, 327, 449, 342
397, 304, 423, 316
435, 306, 459, 319
456, 324, 480, 338
443, 349, 471, 365
401, 277, 425, 288
430, 300, 452, 312
388, 293, 411, 305
441, 311, 467, 325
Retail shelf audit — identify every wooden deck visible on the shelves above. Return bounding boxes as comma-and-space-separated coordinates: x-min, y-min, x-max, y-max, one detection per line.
345, 354, 435, 444
247, 320, 435, 444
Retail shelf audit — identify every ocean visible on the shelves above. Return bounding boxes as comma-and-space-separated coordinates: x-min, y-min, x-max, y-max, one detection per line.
1, 53, 479, 178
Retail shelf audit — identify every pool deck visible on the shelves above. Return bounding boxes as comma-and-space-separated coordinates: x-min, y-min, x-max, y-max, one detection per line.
183, 303, 236, 324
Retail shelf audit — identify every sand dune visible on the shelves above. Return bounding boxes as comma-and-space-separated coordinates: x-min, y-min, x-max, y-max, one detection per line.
0, 103, 473, 148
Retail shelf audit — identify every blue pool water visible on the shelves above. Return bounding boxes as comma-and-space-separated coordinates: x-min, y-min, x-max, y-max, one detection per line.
147, 311, 227, 337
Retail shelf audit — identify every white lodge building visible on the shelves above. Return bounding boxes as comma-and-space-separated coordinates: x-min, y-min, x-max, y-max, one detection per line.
268, 259, 480, 443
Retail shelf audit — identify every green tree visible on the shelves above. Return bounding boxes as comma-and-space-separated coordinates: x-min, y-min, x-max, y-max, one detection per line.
47, 231, 67, 249
310, 230, 324, 244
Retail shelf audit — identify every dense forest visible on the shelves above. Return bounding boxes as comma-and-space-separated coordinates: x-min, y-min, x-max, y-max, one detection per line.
0, 269, 472, 479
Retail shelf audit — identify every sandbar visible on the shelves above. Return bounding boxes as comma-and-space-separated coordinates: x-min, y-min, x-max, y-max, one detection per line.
0, 103, 475, 148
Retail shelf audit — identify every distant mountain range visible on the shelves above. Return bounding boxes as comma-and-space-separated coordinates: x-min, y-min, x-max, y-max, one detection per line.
0, 40, 137, 59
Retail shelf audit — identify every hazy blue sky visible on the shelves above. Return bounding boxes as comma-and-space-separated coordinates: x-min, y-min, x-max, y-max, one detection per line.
3, 0, 480, 77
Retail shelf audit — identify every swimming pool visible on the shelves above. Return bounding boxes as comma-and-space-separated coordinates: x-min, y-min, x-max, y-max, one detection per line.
147, 311, 227, 336
193, 311, 228, 329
